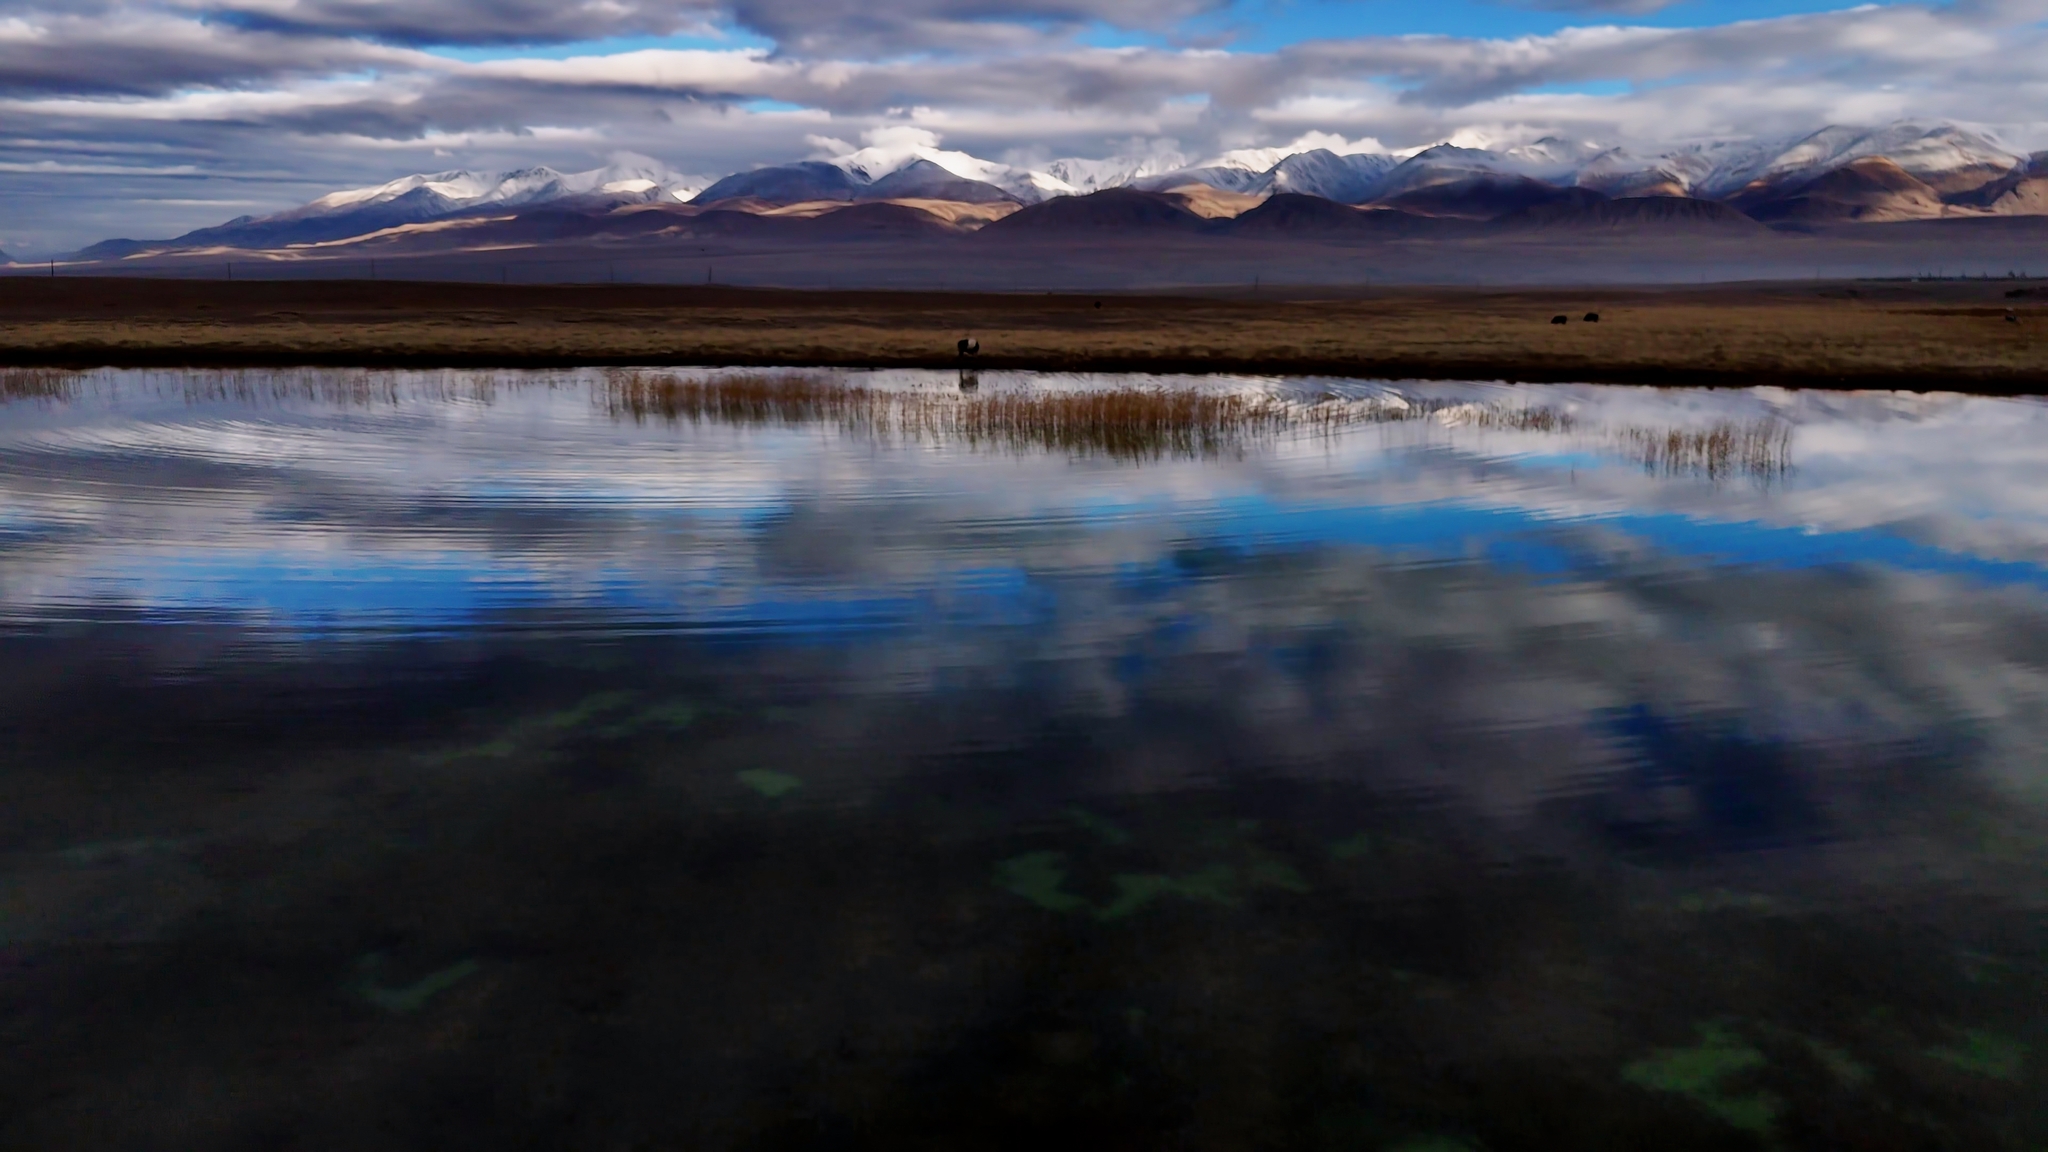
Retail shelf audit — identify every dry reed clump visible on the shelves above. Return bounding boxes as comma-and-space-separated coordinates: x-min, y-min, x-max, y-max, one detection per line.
1617, 419, 1794, 483
170, 369, 523, 408
606, 373, 867, 428
175, 369, 401, 408
0, 368, 79, 402
600, 372, 1591, 458
599, 372, 1794, 479
602, 371, 1301, 459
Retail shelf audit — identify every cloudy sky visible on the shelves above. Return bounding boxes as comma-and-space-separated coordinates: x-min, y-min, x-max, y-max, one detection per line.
2, 0, 2046, 255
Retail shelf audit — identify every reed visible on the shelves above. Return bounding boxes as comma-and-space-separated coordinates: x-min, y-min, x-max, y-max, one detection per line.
603, 373, 1799, 479
0, 368, 78, 402
4, 367, 1793, 480
615, 371, 1578, 443
604, 372, 871, 428
171, 368, 521, 408
1617, 419, 1794, 483
601, 372, 1307, 460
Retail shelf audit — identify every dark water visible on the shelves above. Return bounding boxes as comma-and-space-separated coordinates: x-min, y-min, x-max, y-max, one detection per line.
2, 368, 2045, 1150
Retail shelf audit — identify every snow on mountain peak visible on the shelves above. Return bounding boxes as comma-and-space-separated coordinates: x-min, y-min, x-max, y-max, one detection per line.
1041, 152, 1191, 193
307, 170, 493, 212
298, 158, 705, 220
1693, 122, 2021, 196
807, 126, 1076, 202
1201, 146, 1295, 173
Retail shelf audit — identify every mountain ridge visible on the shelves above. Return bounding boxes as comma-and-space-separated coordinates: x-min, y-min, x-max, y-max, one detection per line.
51, 121, 2044, 261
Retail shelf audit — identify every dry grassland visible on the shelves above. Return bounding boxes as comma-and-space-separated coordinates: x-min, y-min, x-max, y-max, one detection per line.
2, 277, 2043, 391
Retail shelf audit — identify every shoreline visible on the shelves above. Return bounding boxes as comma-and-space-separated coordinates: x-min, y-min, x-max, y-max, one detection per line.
7, 347, 2043, 394
4, 278, 2044, 394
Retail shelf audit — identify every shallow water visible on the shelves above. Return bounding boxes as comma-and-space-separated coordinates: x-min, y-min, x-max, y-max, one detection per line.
2, 368, 2045, 1149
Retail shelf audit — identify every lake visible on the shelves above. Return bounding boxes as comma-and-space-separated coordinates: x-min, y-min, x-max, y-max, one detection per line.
2, 367, 2044, 1149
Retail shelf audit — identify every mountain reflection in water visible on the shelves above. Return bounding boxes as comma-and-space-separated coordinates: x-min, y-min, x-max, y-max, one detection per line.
1, 369, 2043, 1150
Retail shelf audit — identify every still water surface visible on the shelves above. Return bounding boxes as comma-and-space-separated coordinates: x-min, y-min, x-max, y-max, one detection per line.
2, 369, 2046, 1149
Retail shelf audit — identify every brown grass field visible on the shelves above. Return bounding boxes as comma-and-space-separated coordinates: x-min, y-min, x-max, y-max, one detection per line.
2, 276, 2044, 391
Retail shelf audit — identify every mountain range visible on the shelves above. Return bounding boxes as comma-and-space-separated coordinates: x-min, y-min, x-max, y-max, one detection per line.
30, 122, 2048, 264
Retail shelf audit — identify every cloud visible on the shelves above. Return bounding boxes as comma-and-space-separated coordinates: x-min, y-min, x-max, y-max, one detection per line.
1279, 130, 1390, 155
0, 11, 426, 98
177, 0, 725, 48
723, 0, 1229, 55
164, 0, 1230, 53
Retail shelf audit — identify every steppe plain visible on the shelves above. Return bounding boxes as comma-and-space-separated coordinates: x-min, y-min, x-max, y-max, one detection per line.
2, 276, 2044, 391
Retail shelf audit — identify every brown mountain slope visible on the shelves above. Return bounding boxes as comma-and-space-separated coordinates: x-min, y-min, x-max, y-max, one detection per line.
1740, 157, 1948, 223
802, 201, 960, 238
1982, 179, 2048, 216
1159, 184, 1267, 219
1944, 153, 2048, 216
1910, 162, 2016, 196
1224, 193, 1459, 237
974, 188, 1208, 236
1375, 176, 1596, 220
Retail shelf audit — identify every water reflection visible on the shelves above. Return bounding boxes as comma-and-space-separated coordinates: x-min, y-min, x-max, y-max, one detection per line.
1, 369, 2044, 1149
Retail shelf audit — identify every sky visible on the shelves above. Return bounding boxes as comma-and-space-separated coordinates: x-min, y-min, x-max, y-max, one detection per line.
1, 0, 2046, 256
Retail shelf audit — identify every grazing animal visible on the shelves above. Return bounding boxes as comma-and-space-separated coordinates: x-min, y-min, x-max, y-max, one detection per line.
1550, 315, 1568, 325
957, 337, 980, 357
2010, 311, 2021, 324
1583, 312, 1600, 323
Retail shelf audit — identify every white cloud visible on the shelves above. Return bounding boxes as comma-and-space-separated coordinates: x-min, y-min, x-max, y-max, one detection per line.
1280, 130, 1390, 155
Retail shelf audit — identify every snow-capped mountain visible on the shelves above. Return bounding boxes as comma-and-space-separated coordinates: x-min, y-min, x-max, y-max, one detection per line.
1136, 144, 1320, 194
1697, 123, 2019, 198
698, 130, 1076, 205
1040, 152, 1191, 194
823, 135, 1076, 202
1266, 151, 1401, 202
303, 161, 704, 218
1133, 146, 1400, 201
58, 120, 2048, 260
72, 160, 709, 259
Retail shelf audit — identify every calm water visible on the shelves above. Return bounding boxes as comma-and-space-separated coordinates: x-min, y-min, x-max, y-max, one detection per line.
2, 368, 2045, 1150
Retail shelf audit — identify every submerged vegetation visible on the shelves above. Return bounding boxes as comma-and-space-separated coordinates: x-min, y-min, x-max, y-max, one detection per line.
1622, 1022, 1781, 1137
